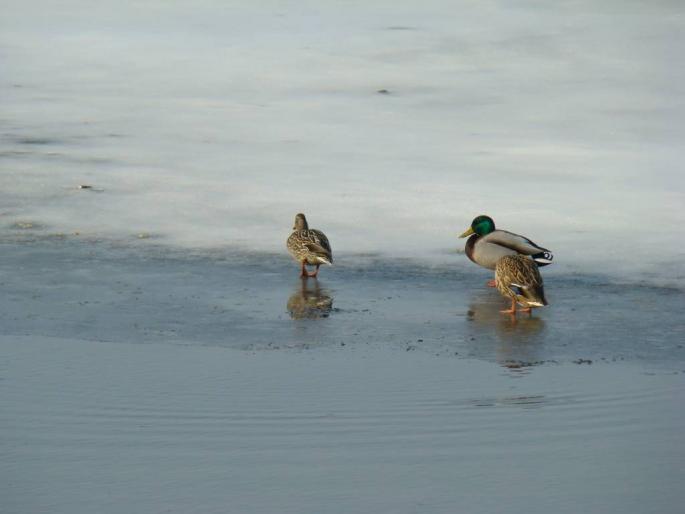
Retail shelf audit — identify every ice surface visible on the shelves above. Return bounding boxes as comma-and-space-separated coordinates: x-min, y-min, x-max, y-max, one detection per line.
1, 1, 684, 286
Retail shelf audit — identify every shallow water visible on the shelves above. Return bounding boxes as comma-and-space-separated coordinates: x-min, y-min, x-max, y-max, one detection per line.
0, 238, 685, 362
1, 239, 683, 366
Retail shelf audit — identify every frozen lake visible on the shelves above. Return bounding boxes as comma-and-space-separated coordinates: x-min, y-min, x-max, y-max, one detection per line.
2, 1, 685, 513
1, 0, 684, 284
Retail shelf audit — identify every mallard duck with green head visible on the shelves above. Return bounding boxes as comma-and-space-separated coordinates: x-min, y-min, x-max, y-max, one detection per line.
287, 213, 333, 278
495, 254, 548, 315
459, 215, 553, 286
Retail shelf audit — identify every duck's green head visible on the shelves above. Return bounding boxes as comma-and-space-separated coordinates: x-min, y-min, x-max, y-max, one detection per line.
459, 215, 495, 238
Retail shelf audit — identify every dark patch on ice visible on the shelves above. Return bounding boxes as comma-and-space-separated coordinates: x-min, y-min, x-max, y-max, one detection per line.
16, 137, 57, 145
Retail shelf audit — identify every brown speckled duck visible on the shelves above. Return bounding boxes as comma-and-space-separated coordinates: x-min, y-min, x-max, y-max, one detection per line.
459, 215, 553, 286
287, 213, 333, 278
495, 255, 549, 315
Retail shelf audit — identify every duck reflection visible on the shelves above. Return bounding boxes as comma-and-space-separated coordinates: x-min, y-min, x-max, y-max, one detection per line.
466, 290, 546, 369
287, 278, 334, 319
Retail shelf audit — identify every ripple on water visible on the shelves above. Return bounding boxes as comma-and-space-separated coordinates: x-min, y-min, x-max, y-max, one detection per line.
2, 337, 684, 514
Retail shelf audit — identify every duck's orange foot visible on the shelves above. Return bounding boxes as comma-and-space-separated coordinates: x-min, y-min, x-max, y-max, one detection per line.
486, 279, 497, 288
500, 299, 517, 315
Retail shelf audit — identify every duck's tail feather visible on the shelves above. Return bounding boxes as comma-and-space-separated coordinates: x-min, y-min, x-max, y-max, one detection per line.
510, 283, 548, 307
532, 251, 553, 267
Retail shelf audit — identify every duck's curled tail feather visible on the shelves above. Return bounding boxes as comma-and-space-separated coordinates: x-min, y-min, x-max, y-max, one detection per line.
532, 251, 553, 267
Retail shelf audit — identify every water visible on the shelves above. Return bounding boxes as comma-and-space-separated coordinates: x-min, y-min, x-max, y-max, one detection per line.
2, 2, 685, 512
2, 334, 684, 514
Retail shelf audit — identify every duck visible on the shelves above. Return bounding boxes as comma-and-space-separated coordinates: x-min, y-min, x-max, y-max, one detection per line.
287, 213, 333, 278
495, 254, 549, 315
459, 215, 552, 286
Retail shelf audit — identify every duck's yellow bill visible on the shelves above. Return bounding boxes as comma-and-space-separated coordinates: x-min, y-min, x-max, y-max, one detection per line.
459, 227, 474, 238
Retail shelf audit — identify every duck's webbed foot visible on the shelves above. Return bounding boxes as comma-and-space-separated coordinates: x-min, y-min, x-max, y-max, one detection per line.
500, 299, 517, 315
486, 279, 497, 288
300, 262, 320, 278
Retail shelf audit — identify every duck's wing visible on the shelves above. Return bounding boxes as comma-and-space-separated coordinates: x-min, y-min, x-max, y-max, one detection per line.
302, 229, 333, 263
483, 230, 553, 266
308, 230, 332, 259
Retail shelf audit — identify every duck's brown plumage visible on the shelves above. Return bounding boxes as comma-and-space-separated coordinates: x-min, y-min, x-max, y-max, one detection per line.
287, 229, 332, 265
495, 255, 548, 310
286, 214, 333, 277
